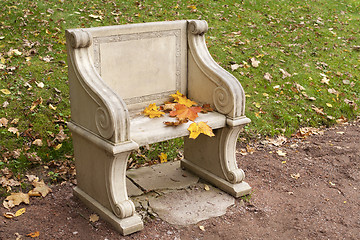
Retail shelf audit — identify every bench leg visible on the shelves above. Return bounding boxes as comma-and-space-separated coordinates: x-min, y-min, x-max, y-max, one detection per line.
71, 133, 143, 235
182, 125, 251, 197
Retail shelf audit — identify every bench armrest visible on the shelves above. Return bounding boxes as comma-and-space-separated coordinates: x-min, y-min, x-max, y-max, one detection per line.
66, 29, 130, 143
187, 20, 250, 126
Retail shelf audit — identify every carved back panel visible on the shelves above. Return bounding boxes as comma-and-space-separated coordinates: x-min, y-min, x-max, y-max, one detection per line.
86, 21, 188, 111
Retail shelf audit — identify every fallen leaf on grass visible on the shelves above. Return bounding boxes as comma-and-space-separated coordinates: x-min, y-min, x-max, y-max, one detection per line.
0, 117, 8, 127
279, 68, 291, 78
0, 89, 11, 95
89, 214, 99, 223
32, 139, 43, 146
264, 72, 272, 82
143, 103, 165, 118
3, 192, 30, 209
29, 180, 52, 197
159, 152, 167, 163
250, 57, 260, 67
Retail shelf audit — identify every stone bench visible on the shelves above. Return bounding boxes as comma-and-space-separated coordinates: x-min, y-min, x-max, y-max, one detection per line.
66, 20, 251, 235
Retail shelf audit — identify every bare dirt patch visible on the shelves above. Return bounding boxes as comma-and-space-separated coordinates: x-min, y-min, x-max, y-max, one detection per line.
1, 120, 359, 240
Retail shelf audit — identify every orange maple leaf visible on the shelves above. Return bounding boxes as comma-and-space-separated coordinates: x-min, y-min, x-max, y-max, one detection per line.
170, 91, 197, 107
188, 122, 215, 139
169, 104, 202, 121
143, 103, 165, 118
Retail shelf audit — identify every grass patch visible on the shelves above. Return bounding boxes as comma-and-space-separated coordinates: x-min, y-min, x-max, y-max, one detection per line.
0, 0, 359, 176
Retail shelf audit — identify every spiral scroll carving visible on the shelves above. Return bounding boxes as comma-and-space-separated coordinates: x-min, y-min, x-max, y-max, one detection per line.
213, 86, 233, 115
114, 200, 135, 219
69, 30, 92, 48
227, 169, 245, 184
95, 107, 114, 139
188, 20, 208, 35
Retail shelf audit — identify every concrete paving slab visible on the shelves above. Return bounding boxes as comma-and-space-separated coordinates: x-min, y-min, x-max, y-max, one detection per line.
126, 178, 143, 197
126, 161, 199, 191
148, 184, 235, 226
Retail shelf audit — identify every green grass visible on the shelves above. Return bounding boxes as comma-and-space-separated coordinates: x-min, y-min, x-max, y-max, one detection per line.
0, 0, 359, 177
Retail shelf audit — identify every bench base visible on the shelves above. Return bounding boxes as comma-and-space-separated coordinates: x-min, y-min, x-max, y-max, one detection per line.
181, 159, 251, 198
73, 187, 144, 236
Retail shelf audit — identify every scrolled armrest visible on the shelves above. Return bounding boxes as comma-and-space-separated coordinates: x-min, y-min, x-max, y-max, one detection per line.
66, 29, 130, 143
187, 20, 248, 125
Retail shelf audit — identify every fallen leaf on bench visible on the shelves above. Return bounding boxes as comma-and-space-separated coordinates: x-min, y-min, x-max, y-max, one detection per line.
171, 91, 197, 107
201, 104, 213, 113
3, 192, 30, 209
164, 119, 188, 126
143, 103, 165, 118
29, 180, 52, 197
188, 122, 215, 139
170, 104, 202, 121
159, 153, 167, 163
162, 103, 176, 112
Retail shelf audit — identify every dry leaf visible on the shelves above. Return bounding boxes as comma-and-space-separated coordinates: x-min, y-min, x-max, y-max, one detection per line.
8, 127, 18, 134
204, 184, 210, 191
290, 173, 300, 179
311, 105, 325, 115
26, 174, 39, 183
279, 68, 291, 78
276, 150, 287, 157
1, 89, 11, 95
15, 208, 26, 217
164, 119, 188, 126
170, 104, 202, 122
27, 231, 40, 238
171, 91, 197, 107
3, 192, 30, 209
30, 180, 52, 197
89, 214, 99, 223
4, 212, 16, 219
0, 117, 8, 127
250, 57, 260, 67
231, 64, 241, 71
159, 152, 167, 163
201, 104, 213, 113
143, 103, 165, 118
0, 176, 21, 187
264, 72, 272, 82
163, 103, 176, 112
32, 139, 43, 146
199, 225, 205, 231
328, 88, 338, 95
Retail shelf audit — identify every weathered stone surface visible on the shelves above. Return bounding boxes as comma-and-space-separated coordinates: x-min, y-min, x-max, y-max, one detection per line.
127, 161, 199, 191
126, 178, 143, 197
149, 185, 235, 226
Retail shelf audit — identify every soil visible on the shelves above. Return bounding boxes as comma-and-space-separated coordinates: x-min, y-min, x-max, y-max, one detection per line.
0, 119, 359, 240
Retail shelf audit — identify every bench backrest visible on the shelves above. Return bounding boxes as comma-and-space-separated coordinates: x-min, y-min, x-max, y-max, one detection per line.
84, 21, 188, 110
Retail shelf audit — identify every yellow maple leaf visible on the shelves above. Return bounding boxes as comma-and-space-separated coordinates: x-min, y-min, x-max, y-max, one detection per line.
197, 121, 215, 137
188, 122, 201, 139
171, 91, 197, 107
143, 103, 165, 118
159, 152, 168, 163
188, 122, 215, 139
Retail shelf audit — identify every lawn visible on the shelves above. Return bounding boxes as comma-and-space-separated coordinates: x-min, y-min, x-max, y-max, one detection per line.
0, 0, 359, 187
